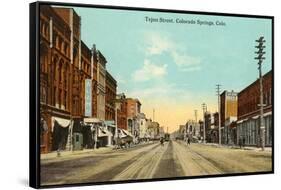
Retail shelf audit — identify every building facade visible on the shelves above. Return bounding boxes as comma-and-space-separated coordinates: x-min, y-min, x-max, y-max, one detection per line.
126, 98, 141, 138
116, 93, 128, 130
185, 120, 201, 141
105, 71, 117, 121
205, 112, 219, 143
138, 113, 148, 140
96, 51, 107, 120
39, 5, 117, 153
220, 90, 238, 144
147, 120, 160, 140
237, 70, 272, 146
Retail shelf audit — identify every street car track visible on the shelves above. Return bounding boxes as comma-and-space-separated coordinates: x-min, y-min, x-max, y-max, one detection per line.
174, 141, 223, 175
113, 142, 167, 180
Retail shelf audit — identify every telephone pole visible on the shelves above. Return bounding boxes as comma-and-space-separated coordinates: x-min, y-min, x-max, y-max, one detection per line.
255, 36, 266, 151
216, 84, 222, 145
202, 103, 207, 143
194, 110, 198, 122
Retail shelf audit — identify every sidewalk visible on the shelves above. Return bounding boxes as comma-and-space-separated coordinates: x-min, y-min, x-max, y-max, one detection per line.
203, 143, 272, 152
41, 147, 114, 163
41, 141, 155, 164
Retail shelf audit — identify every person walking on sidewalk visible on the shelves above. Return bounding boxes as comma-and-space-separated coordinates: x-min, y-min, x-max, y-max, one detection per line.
239, 136, 243, 149
242, 137, 246, 148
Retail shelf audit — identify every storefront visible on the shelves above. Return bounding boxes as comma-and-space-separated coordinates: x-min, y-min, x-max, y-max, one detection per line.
237, 112, 272, 146
51, 117, 72, 151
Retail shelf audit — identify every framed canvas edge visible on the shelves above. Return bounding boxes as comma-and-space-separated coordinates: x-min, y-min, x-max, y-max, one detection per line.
29, 1, 275, 189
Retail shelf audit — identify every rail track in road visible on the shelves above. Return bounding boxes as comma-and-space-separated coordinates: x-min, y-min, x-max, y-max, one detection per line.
173, 141, 223, 176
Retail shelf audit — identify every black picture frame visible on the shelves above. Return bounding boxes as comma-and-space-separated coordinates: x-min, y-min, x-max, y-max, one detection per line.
30, 1, 274, 189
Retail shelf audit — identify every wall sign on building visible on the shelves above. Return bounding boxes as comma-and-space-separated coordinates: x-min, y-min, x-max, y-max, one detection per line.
85, 79, 92, 117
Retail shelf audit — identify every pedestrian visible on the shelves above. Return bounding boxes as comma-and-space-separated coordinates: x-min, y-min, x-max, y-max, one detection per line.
242, 137, 246, 148
238, 136, 242, 149
187, 137, 191, 145
160, 137, 164, 146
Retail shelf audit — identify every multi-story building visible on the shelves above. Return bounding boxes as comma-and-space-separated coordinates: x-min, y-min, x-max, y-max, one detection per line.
96, 50, 107, 121
147, 120, 160, 140
40, 5, 73, 153
220, 90, 238, 144
177, 125, 186, 140
198, 120, 204, 138
204, 112, 219, 143
237, 70, 272, 146
91, 45, 98, 118
138, 113, 148, 140
126, 98, 141, 137
105, 71, 117, 121
185, 120, 201, 140
116, 93, 127, 130
40, 5, 114, 153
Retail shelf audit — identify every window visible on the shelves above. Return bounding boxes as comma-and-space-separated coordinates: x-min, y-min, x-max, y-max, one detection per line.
40, 86, 47, 103
53, 87, 57, 106
64, 92, 67, 110
59, 89, 62, 108
269, 88, 272, 105
76, 135, 79, 142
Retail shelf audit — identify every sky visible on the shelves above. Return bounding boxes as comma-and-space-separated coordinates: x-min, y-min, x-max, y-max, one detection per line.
73, 7, 272, 133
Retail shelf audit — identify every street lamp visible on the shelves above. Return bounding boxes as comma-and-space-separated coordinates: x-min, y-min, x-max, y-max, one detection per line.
255, 36, 266, 151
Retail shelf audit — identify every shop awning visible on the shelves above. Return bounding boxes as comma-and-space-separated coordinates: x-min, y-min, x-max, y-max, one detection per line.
252, 115, 259, 119
237, 120, 243, 124
51, 117, 71, 132
98, 127, 112, 137
53, 117, 71, 127
264, 111, 272, 117
84, 118, 102, 123
120, 129, 134, 137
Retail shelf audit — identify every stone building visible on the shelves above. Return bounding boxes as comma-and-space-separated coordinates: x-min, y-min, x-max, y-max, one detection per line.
147, 120, 160, 140
138, 113, 148, 140
237, 70, 272, 146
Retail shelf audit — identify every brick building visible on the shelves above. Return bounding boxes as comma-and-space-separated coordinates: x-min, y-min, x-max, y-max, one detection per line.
116, 93, 128, 130
220, 90, 238, 144
237, 70, 272, 146
96, 51, 107, 120
40, 6, 101, 153
126, 98, 141, 137
105, 71, 117, 121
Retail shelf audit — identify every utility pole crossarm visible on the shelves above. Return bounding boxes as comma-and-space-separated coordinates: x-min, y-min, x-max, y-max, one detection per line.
216, 84, 222, 146
255, 36, 266, 151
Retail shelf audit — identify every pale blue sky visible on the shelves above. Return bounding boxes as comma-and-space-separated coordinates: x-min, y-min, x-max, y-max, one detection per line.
73, 7, 272, 130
